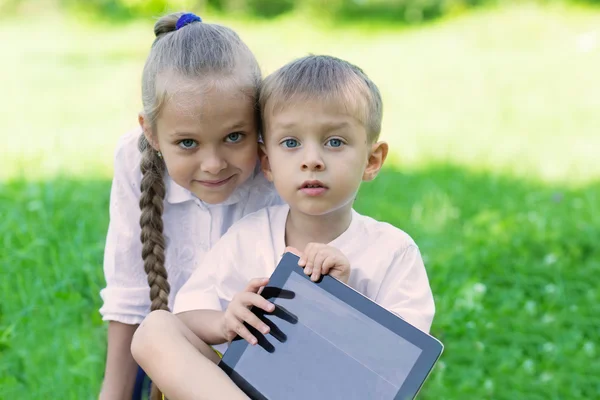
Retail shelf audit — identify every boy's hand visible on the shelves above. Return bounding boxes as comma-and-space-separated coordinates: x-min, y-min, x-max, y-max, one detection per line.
296, 243, 351, 284
220, 278, 275, 345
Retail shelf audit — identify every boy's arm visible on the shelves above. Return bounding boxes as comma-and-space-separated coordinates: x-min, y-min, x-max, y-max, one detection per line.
177, 278, 274, 346
99, 322, 139, 400
376, 245, 435, 333
176, 310, 227, 345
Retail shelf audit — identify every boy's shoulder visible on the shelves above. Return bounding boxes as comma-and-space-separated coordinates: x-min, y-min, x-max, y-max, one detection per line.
351, 209, 418, 253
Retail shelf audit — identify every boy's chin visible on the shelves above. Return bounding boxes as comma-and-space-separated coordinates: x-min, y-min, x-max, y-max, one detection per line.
290, 201, 349, 217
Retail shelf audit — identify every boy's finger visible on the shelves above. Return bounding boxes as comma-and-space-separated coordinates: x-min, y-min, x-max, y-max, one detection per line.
233, 322, 258, 346
285, 246, 301, 255
242, 292, 275, 313
310, 251, 328, 281
313, 251, 328, 271
298, 243, 311, 267
239, 308, 270, 335
304, 245, 317, 275
320, 256, 335, 275
311, 265, 322, 282
245, 277, 269, 293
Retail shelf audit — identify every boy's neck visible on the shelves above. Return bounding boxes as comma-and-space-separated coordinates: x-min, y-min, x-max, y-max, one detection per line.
285, 204, 353, 251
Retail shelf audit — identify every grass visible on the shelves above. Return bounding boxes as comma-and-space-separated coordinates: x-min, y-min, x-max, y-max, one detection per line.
1, 2, 600, 399
1, 168, 599, 398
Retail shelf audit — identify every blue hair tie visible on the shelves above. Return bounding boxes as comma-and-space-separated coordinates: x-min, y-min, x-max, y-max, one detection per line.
176, 13, 202, 30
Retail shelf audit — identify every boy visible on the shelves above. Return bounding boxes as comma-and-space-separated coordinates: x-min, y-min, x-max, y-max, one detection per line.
131, 55, 435, 400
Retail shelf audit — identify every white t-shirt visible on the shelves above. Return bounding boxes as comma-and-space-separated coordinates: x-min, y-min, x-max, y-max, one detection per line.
99, 129, 282, 325
174, 204, 435, 333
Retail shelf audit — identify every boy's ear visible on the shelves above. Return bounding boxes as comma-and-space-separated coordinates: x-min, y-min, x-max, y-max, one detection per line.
138, 113, 159, 151
259, 144, 274, 182
363, 141, 389, 182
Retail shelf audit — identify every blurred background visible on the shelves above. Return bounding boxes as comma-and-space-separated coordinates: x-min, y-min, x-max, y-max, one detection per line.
1, 0, 599, 398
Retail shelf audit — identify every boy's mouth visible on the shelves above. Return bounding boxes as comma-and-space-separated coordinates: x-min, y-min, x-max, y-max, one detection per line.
300, 180, 327, 189
299, 180, 328, 196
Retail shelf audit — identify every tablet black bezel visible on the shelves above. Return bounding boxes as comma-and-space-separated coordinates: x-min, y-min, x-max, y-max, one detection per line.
219, 252, 443, 400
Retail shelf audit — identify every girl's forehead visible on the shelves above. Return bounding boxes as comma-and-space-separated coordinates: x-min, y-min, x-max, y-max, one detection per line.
158, 79, 254, 118
157, 68, 255, 96
154, 86, 257, 140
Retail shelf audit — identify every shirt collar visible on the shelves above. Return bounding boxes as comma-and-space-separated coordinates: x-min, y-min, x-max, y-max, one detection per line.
166, 177, 195, 204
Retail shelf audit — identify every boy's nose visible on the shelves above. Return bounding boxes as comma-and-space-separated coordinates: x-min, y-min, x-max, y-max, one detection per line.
301, 150, 325, 171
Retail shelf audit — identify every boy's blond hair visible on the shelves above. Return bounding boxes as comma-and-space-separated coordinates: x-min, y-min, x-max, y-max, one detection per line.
259, 55, 383, 142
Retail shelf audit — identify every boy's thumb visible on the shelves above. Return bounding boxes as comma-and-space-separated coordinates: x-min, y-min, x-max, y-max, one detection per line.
284, 246, 301, 256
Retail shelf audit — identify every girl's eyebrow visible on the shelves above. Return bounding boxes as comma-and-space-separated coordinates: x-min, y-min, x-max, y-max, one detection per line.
224, 121, 249, 131
171, 131, 198, 138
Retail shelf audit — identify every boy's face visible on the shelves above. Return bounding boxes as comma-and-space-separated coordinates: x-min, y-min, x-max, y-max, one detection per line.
261, 99, 387, 216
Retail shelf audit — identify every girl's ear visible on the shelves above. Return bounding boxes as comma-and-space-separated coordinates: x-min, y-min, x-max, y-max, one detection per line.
362, 141, 389, 182
139, 113, 160, 151
259, 144, 274, 182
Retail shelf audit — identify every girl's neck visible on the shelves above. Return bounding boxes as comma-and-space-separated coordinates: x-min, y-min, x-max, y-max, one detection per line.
285, 204, 353, 251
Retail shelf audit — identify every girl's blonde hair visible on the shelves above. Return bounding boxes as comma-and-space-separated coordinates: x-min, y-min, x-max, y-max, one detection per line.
136, 15, 260, 399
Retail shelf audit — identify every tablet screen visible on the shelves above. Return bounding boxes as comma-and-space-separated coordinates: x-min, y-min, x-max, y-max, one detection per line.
232, 272, 423, 399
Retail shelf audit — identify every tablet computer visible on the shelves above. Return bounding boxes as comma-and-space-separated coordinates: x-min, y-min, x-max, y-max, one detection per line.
219, 252, 443, 400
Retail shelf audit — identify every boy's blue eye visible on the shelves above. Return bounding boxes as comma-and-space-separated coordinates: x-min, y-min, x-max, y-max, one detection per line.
282, 139, 299, 148
225, 132, 244, 143
179, 139, 197, 149
327, 138, 343, 148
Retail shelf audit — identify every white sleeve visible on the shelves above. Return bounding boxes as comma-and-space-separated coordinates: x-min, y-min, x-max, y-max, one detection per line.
375, 245, 435, 333
99, 131, 151, 325
173, 225, 249, 314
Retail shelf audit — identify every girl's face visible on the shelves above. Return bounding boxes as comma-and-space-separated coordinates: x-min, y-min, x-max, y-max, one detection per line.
142, 80, 259, 204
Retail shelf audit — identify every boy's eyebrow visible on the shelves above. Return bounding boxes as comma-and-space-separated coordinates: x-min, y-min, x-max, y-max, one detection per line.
320, 121, 351, 131
270, 121, 297, 130
271, 121, 351, 131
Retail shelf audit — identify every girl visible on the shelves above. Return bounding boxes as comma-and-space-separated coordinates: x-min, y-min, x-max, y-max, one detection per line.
98, 12, 281, 400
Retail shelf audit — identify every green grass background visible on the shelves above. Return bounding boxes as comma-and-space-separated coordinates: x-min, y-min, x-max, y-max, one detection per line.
1, 3, 599, 399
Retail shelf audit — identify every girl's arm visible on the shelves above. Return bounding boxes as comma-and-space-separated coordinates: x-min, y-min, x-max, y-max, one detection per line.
99, 131, 151, 398
99, 322, 139, 400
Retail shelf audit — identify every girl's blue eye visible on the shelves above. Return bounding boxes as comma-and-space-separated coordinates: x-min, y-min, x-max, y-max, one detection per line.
179, 139, 197, 149
282, 139, 299, 148
327, 138, 343, 148
225, 132, 243, 143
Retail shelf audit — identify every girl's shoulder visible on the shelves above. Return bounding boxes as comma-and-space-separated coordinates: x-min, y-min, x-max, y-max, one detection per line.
113, 128, 144, 179
240, 166, 284, 212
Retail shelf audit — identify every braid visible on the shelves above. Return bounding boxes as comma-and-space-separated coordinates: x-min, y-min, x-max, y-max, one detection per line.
138, 134, 170, 312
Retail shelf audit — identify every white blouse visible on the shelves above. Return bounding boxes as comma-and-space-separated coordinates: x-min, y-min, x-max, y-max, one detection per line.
99, 129, 282, 325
